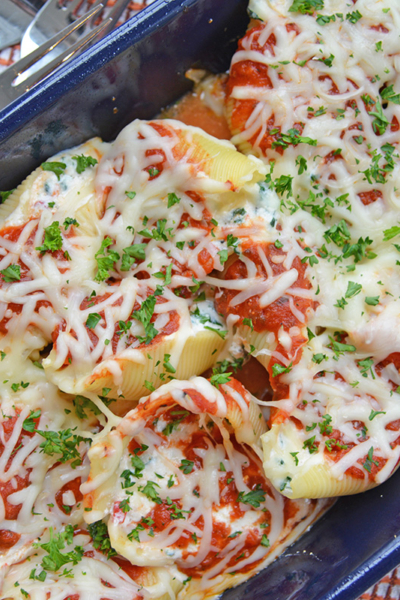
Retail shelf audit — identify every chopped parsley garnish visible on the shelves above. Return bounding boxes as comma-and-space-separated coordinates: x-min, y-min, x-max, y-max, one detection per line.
383, 226, 400, 241
138, 219, 169, 242
365, 296, 379, 306
297, 191, 334, 223
295, 155, 307, 174
94, 237, 120, 282
380, 84, 400, 105
346, 10, 362, 23
271, 128, 317, 151
212, 357, 244, 375
345, 281, 362, 298
368, 101, 389, 135
243, 317, 254, 331
0, 189, 14, 202
87, 520, 117, 558
163, 353, 176, 374
138, 480, 162, 504
36, 221, 63, 254
289, 0, 324, 15
316, 14, 336, 25
369, 410, 386, 421
324, 220, 351, 247
120, 470, 136, 489
210, 372, 232, 388
162, 411, 189, 436
0, 264, 21, 282
290, 451, 299, 466
363, 447, 379, 473
237, 485, 266, 508
204, 326, 227, 339
63, 218, 79, 229
127, 522, 145, 542
86, 313, 101, 329
36, 427, 91, 468
34, 525, 84, 572
22, 409, 41, 432
121, 244, 147, 270
179, 459, 194, 474
358, 357, 375, 379
342, 236, 375, 263
131, 452, 145, 478
11, 381, 29, 392
144, 380, 155, 392
361, 145, 396, 185
318, 54, 334, 67
131, 292, 159, 345
329, 338, 356, 356
271, 362, 292, 377
72, 154, 98, 174
41, 161, 66, 180
261, 534, 270, 547
303, 435, 318, 453
73, 395, 101, 420
325, 439, 348, 452
319, 414, 333, 435
125, 191, 136, 199
167, 192, 180, 208
119, 497, 130, 513
312, 353, 327, 364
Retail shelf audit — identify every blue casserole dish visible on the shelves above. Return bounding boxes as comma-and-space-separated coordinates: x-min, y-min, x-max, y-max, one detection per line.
0, 0, 399, 597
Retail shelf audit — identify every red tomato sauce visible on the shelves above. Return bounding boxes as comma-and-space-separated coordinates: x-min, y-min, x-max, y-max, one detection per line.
215, 242, 312, 334
0, 529, 21, 550
126, 392, 273, 576
226, 22, 302, 154
55, 477, 83, 514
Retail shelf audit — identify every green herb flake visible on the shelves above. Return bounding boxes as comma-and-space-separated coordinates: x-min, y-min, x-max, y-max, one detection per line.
72, 154, 98, 174
289, 0, 324, 15
237, 484, 266, 508
88, 520, 117, 558
167, 192, 180, 208
179, 459, 194, 474
22, 409, 41, 433
36, 222, 63, 254
0, 264, 21, 282
41, 161, 67, 180
86, 313, 101, 329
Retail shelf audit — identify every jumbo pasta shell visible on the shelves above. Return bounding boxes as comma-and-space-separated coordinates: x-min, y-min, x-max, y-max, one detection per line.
188, 129, 265, 186
235, 324, 277, 370
262, 423, 380, 500
0, 138, 108, 235
0, 166, 43, 225
146, 119, 266, 188
43, 326, 226, 403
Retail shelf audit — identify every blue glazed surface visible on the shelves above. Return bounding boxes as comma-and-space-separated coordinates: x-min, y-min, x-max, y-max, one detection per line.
0, 0, 399, 597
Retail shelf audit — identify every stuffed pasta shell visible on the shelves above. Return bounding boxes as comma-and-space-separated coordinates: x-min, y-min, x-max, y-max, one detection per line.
82, 376, 330, 598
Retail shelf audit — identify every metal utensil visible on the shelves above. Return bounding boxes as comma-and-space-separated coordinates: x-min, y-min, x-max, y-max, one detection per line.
0, 0, 40, 51
21, 0, 129, 58
0, 3, 109, 110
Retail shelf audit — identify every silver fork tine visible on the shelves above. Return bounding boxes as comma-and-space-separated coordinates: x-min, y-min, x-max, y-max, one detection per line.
101, 0, 131, 35
11, 3, 104, 79
19, 18, 112, 92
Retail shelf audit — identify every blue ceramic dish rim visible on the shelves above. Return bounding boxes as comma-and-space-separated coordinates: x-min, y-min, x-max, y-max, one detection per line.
321, 532, 400, 600
0, 1, 400, 598
0, 0, 186, 141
